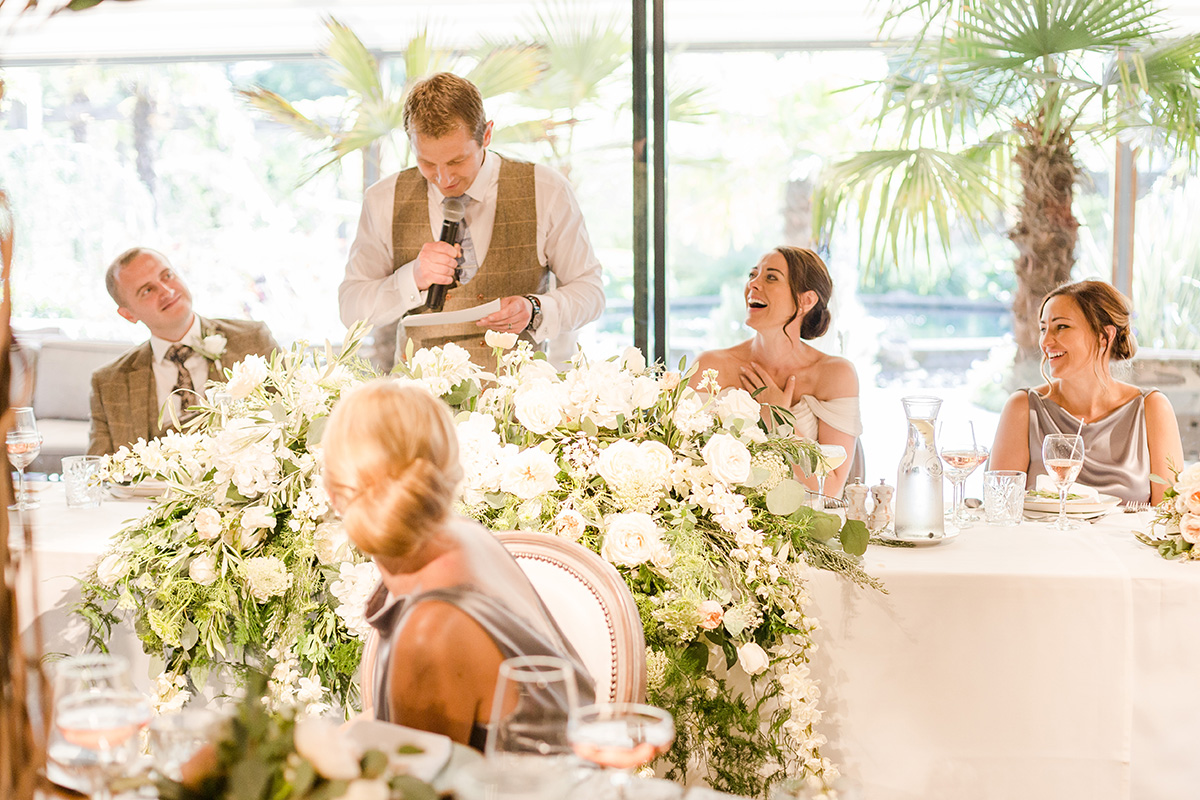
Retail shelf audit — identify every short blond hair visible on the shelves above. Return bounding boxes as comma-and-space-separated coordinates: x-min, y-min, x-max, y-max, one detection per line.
403, 72, 488, 144
323, 379, 464, 558
105, 247, 166, 306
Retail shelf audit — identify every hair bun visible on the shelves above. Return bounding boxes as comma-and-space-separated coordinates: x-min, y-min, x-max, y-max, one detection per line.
801, 305, 831, 340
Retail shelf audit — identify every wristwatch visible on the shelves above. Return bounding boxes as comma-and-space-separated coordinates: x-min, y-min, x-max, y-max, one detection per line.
523, 294, 542, 333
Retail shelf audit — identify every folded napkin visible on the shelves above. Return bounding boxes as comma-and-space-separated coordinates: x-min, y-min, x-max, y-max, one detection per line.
1034, 474, 1100, 500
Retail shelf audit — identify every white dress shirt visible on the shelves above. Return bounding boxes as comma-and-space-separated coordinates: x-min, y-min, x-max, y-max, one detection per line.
337, 151, 605, 343
149, 314, 209, 421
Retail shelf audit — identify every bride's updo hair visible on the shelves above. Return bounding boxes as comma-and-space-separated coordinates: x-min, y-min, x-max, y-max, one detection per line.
323, 379, 463, 558
776, 246, 834, 340
1041, 280, 1137, 362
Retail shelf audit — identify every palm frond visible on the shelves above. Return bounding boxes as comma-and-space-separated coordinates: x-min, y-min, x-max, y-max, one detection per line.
465, 46, 545, 99
322, 16, 384, 102
813, 146, 1005, 269
1103, 34, 1200, 163
403, 29, 452, 85
519, 0, 629, 110
236, 88, 335, 142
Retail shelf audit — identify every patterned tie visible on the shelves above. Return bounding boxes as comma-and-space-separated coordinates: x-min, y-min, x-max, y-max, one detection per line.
165, 343, 200, 422
446, 195, 479, 284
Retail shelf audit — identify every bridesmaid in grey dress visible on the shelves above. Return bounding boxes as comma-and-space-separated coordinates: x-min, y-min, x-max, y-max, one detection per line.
991, 280, 1184, 505
322, 379, 593, 750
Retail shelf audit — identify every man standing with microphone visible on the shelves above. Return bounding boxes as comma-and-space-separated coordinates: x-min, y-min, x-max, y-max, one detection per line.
338, 72, 606, 367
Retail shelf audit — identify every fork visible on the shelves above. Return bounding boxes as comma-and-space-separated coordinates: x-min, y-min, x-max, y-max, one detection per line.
1123, 502, 1152, 513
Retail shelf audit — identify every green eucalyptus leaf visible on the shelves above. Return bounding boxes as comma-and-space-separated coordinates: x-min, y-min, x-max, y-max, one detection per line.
839, 519, 870, 556
766, 479, 806, 516
744, 466, 768, 489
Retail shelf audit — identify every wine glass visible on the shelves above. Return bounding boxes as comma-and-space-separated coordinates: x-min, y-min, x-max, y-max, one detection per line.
51, 689, 153, 800
811, 444, 847, 510
486, 655, 579, 759
7, 406, 43, 511
149, 708, 221, 781
568, 703, 675, 799
1041, 433, 1085, 531
938, 420, 989, 529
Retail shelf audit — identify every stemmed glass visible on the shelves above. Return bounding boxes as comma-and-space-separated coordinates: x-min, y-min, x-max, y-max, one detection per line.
47, 655, 152, 799
938, 420, 989, 529
568, 703, 675, 799
1042, 433, 1085, 531
486, 655, 579, 759
7, 406, 43, 510
811, 444, 847, 510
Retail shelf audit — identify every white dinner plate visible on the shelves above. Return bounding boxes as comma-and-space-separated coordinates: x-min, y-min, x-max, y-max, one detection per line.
343, 718, 453, 782
1024, 492, 1121, 515
875, 528, 960, 547
107, 479, 169, 500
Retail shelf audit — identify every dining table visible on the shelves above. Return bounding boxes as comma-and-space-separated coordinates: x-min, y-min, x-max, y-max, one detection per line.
14, 483, 1200, 799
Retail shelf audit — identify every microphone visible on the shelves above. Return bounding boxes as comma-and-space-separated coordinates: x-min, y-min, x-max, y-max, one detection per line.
426, 197, 466, 312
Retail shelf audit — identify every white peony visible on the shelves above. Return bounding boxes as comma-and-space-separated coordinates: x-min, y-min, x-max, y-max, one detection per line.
702, 433, 753, 486
313, 521, 353, 565
1180, 513, 1200, 544
241, 505, 275, 530
554, 509, 587, 541
194, 507, 222, 540
226, 355, 271, 399
630, 375, 661, 410
188, 551, 219, 585
621, 346, 647, 375
596, 440, 673, 501
737, 641, 770, 675
293, 717, 361, 780
500, 447, 560, 500
601, 512, 663, 567
95, 552, 129, 588
485, 329, 519, 350
242, 556, 292, 602
716, 389, 762, 427
514, 380, 566, 435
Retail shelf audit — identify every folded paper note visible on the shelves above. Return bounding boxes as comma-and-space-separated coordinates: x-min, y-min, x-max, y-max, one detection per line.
403, 299, 502, 327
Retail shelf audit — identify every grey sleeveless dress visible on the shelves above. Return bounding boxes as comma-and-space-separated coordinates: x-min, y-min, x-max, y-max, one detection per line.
1025, 388, 1155, 504
364, 583, 596, 752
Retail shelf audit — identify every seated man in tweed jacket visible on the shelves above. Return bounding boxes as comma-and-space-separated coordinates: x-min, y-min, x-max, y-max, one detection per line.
88, 247, 280, 455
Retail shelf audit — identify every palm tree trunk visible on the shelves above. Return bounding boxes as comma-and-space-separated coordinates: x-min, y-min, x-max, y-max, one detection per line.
1008, 126, 1079, 361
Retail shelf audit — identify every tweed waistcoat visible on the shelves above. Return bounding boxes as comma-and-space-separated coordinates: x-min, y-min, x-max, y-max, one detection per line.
393, 158, 546, 366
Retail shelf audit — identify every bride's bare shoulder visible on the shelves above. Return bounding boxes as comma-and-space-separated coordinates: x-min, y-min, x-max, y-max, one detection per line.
811, 352, 859, 396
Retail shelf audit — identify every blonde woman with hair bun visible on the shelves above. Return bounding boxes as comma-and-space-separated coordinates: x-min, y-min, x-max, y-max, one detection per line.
990, 280, 1184, 504
323, 378, 593, 749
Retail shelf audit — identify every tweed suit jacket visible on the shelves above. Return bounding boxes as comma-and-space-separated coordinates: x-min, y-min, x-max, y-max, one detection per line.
88, 316, 279, 456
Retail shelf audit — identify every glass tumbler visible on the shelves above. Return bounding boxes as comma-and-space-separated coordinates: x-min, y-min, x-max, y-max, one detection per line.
984, 470, 1026, 526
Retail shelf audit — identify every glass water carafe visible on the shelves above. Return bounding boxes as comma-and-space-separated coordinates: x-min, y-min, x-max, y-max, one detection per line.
896, 395, 944, 539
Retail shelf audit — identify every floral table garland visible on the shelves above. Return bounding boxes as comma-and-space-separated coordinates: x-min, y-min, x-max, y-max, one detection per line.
1135, 464, 1200, 559
78, 325, 880, 798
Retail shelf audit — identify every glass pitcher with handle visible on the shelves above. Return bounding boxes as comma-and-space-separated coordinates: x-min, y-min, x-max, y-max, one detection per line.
895, 395, 944, 540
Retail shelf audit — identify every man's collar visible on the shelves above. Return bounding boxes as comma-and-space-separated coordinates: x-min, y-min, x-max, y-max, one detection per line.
149, 314, 202, 362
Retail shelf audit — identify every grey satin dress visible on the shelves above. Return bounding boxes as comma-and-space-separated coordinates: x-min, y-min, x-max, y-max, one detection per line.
364, 583, 596, 752
1025, 388, 1156, 504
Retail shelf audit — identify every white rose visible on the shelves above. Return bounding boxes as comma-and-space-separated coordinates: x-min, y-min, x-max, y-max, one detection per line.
226, 355, 271, 399
519, 359, 560, 384
313, 521, 353, 565
716, 389, 762, 427
95, 552, 129, 588
672, 390, 714, 436
554, 509, 587, 541
485, 329, 519, 350
702, 433, 752, 486
737, 641, 770, 676
200, 334, 227, 357
195, 507, 222, 540
601, 512, 662, 567
650, 539, 675, 569
188, 551, 219, 585
514, 381, 565, 435
499, 447, 560, 500
293, 717, 361, 780
630, 376, 661, 410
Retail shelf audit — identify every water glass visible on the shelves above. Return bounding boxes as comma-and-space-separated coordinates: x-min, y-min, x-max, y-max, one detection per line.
63, 455, 104, 508
486, 655, 579, 758
984, 470, 1026, 526
150, 708, 221, 781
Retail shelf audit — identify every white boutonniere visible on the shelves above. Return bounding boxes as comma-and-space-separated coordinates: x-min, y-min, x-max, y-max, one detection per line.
195, 330, 228, 363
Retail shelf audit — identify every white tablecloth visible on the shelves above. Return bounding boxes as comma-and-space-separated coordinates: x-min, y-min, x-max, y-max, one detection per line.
15, 489, 1199, 799
806, 512, 1200, 800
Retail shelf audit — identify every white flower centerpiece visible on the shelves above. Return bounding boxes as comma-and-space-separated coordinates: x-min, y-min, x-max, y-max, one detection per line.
1136, 464, 1200, 559
78, 323, 379, 713
394, 333, 881, 798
